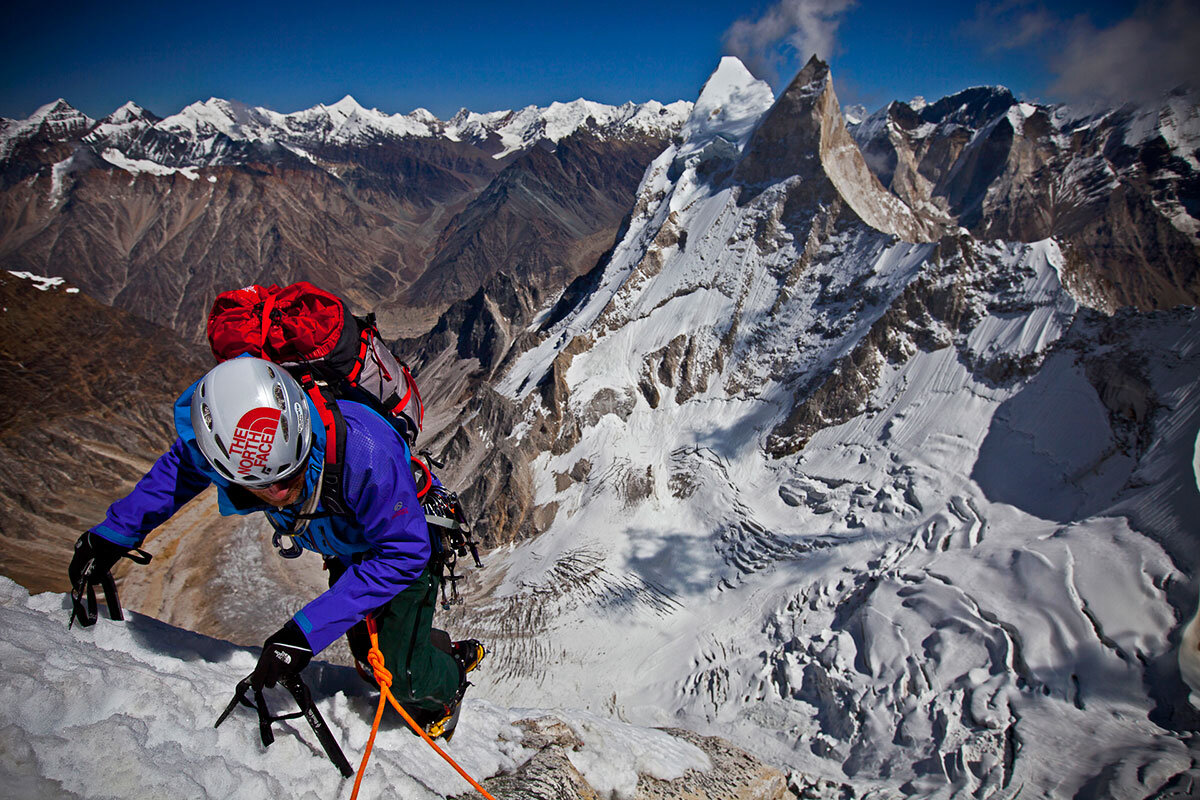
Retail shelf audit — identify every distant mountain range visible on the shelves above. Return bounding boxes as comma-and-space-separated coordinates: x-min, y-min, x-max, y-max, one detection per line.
0, 94, 691, 341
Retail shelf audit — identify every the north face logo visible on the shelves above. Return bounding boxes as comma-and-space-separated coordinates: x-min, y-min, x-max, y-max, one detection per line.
229, 407, 282, 475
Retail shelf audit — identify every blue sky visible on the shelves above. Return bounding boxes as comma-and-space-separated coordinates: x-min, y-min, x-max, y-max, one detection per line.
1, 0, 1188, 121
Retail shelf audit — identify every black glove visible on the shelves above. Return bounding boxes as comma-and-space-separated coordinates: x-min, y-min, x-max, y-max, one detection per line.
69, 531, 128, 589
252, 620, 313, 690
68, 532, 150, 627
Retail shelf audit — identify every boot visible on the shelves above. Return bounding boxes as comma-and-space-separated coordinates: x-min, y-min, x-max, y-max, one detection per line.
451, 639, 486, 674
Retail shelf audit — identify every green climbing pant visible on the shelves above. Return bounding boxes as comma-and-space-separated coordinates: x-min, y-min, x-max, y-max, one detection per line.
333, 562, 462, 712
372, 567, 461, 711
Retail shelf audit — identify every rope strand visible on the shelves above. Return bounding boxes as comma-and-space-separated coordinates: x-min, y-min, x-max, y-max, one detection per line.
349, 616, 497, 800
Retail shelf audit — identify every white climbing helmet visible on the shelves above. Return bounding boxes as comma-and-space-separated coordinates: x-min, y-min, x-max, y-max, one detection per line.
190, 357, 314, 486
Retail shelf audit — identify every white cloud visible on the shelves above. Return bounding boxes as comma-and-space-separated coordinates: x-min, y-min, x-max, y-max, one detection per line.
721, 0, 856, 85
1049, 0, 1200, 104
971, 1, 1057, 52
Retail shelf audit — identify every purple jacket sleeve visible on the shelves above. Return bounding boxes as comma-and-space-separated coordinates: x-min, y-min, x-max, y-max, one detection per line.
292, 413, 431, 654
91, 438, 213, 548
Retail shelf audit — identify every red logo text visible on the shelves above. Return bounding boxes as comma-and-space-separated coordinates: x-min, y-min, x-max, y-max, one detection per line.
229, 407, 282, 475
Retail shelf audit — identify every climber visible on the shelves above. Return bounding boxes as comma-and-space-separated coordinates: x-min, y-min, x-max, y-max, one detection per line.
68, 355, 483, 736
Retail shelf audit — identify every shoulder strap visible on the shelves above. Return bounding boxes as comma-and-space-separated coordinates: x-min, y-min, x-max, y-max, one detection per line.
295, 371, 350, 516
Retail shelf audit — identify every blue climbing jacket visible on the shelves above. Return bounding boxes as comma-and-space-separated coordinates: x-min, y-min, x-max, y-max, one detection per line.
89, 377, 432, 654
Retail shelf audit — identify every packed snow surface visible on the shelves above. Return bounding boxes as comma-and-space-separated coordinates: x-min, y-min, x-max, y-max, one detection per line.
0, 578, 710, 799
675, 56, 774, 162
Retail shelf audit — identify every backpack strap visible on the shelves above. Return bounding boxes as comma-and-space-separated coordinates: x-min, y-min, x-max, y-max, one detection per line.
295, 371, 350, 516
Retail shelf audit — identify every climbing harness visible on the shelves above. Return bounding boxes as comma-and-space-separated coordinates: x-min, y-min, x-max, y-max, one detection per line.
350, 615, 497, 800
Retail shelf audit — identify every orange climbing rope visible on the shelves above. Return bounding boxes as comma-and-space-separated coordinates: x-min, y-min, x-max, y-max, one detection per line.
349, 616, 497, 800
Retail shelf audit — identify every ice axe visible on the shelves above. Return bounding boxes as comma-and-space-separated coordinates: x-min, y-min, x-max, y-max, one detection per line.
215, 673, 353, 778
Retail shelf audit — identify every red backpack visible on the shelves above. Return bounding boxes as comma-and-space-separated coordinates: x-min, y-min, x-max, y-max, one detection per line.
206, 282, 431, 505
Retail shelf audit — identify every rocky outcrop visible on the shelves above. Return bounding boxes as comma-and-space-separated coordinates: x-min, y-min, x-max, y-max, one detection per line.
456, 718, 792, 800
736, 56, 943, 243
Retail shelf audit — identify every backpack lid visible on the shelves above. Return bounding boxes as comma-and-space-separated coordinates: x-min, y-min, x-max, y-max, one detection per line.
208, 282, 346, 364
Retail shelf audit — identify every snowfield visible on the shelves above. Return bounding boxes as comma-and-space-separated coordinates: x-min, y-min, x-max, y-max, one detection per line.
0, 577, 712, 799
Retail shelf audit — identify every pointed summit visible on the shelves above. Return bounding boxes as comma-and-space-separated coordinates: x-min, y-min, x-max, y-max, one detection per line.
101, 101, 159, 126
734, 56, 941, 242
734, 55, 832, 187
327, 94, 365, 117
677, 56, 774, 159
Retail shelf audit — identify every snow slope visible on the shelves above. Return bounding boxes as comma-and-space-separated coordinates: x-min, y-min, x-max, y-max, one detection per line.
0, 577, 711, 800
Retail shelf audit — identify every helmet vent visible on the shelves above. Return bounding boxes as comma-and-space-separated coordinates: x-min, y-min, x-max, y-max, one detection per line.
214, 434, 229, 459
267, 366, 277, 380
280, 415, 290, 442
273, 384, 285, 409
201, 403, 213, 430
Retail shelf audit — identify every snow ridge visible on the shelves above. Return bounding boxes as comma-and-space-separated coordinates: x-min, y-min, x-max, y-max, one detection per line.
3, 93, 694, 175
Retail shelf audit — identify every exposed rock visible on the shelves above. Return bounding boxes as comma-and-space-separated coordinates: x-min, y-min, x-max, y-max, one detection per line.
411, 131, 671, 313
513, 716, 585, 751
735, 56, 942, 243
568, 459, 592, 483
635, 728, 790, 800
620, 465, 656, 506
851, 86, 1200, 311
463, 748, 601, 800
582, 387, 637, 427
457, 724, 791, 800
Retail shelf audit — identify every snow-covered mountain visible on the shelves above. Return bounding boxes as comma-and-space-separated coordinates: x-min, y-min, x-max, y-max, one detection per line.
849, 85, 1200, 311
0, 93, 691, 173
0, 93, 690, 342
0, 99, 94, 162
413, 56, 1200, 798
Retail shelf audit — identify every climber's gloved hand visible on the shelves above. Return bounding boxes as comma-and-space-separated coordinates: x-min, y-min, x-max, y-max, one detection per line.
252, 620, 313, 691
68, 531, 129, 590
67, 532, 153, 628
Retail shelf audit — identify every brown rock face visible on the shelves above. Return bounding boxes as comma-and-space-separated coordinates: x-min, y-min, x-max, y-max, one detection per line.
0, 158, 491, 342
0, 119, 672, 343
411, 131, 671, 311
456, 721, 792, 800
0, 274, 208, 592
852, 87, 1200, 311
735, 56, 942, 243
